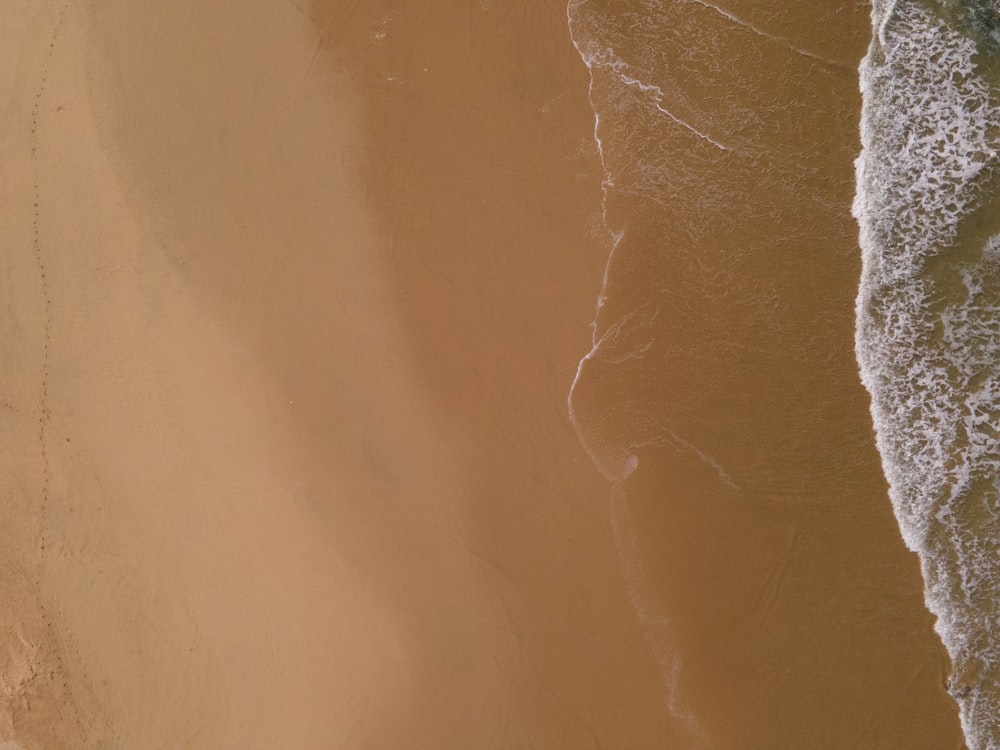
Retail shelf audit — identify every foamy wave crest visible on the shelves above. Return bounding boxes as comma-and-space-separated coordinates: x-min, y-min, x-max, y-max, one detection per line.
859, 1, 996, 278
855, 1, 1000, 746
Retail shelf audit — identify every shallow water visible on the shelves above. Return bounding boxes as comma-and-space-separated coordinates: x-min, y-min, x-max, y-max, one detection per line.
568, 0, 970, 745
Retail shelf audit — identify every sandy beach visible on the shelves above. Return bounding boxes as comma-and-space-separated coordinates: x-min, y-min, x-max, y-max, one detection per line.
2, 0, 675, 746
0, 0, 973, 747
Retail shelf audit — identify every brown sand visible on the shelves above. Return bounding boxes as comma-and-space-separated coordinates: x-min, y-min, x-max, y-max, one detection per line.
3, 0, 674, 747
0, 0, 970, 748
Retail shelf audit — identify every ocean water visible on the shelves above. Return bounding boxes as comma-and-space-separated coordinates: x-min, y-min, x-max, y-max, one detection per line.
567, 0, 994, 746
565, 0, 843, 486
855, 1, 1000, 747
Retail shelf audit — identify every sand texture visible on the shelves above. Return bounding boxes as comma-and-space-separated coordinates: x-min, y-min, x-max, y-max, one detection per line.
0, 0, 970, 748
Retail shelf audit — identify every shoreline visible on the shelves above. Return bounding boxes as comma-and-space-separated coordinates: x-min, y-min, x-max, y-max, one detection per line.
565, 0, 966, 745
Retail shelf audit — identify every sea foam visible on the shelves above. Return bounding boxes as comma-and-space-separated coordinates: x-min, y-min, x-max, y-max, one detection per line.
855, 1, 1000, 746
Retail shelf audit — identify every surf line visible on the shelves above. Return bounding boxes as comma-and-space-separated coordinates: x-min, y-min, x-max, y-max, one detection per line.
599, 56, 733, 152
685, 0, 850, 71
615, 69, 733, 152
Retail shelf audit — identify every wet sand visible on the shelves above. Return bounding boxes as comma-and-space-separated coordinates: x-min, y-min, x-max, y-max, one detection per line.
0, 0, 971, 747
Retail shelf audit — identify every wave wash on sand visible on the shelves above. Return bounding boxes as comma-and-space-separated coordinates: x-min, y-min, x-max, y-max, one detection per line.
855, 0, 1000, 746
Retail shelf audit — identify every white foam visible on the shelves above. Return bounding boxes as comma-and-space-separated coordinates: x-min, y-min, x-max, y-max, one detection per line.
856, 2, 996, 281
855, 2, 1000, 746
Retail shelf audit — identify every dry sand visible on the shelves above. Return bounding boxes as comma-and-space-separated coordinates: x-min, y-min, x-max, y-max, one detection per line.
2, 0, 674, 747
0, 0, 972, 748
